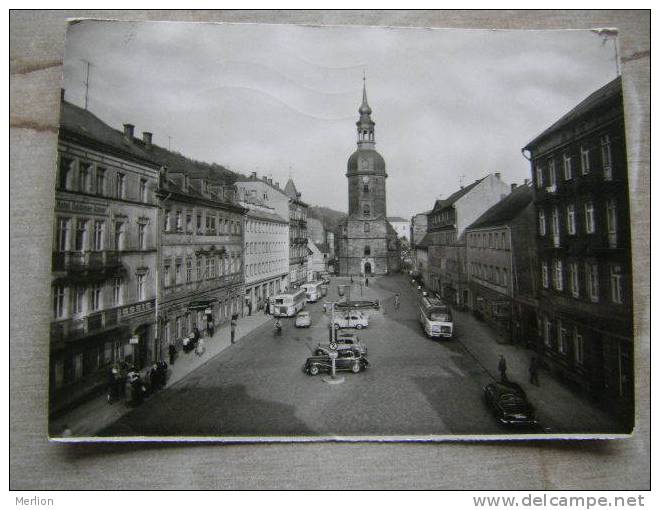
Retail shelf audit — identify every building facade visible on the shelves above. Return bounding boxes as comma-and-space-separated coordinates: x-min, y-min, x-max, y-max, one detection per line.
240, 200, 289, 313
387, 217, 410, 241
465, 184, 536, 342
427, 173, 510, 307
410, 212, 429, 248
522, 76, 632, 422
50, 102, 160, 414
284, 178, 310, 286
337, 80, 399, 276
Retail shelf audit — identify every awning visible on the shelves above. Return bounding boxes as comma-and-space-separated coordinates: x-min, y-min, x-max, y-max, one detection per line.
188, 299, 218, 311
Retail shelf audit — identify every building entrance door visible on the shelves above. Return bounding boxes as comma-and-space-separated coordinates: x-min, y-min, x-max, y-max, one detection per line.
364, 262, 372, 275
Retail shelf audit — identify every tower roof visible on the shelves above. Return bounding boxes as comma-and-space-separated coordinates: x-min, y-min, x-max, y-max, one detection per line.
359, 75, 372, 115
284, 178, 299, 199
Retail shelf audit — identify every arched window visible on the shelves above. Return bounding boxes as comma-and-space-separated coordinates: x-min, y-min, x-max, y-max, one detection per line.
364, 245, 371, 256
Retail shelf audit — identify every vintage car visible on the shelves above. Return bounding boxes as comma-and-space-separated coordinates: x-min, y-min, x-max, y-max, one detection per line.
294, 311, 312, 328
315, 332, 368, 356
483, 381, 538, 427
332, 311, 369, 330
303, 350, 369, 376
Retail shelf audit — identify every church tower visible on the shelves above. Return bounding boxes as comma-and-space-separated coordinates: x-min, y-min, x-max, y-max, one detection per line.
338, 76, 397, 276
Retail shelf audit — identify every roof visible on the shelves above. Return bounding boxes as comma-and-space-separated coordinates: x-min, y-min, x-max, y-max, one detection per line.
523, 76, 622, 151
431, 177, 487, 212
467, 185, 534, 230
284, 178, 299, 199
246, 207, 287, 223
347, 148, 386, 174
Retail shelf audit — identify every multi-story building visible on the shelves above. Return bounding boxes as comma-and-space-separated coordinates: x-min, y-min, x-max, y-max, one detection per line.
284, 178, 310, 286
50, 101, 160, 414
465, 183, 536, 342
427, 173, 510, 307
387, 217, 410, 241
522, 76, 632, 421
240, 199, 289, 313
337, 79, 400, 276
152, 160, 246, 354
410, 212, 429, 248
307, 217, 325, 245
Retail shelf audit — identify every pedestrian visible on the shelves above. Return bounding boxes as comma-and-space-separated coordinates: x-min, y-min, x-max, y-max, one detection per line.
230, 315, 238, 344
107, 366, 119, 404
498, 354, 508, 382
365, 277, 369, 287
529, 356, 540, 386
168, 343, 177, 365
350, 275, 353, 284
192, 326, 200, 343
264, 298, 270, 316
247, 300, 252, 316
207, 320, 215, 337
195, 337, 206, 356
394, 293, 400, 311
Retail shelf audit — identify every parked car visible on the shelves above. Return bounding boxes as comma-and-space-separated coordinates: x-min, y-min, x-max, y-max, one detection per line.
315, 332, 368, 356
294, 311, 311, 328
483, 381, 538, 427
303, 350, 369, 376
332, 311, 369, 330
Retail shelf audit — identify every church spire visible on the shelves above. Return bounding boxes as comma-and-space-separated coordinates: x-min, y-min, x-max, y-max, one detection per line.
356, 73, 375, 149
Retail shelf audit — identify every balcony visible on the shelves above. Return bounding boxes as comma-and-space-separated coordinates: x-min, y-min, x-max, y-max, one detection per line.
50, 308, 120, 343
52, 251, 121, 272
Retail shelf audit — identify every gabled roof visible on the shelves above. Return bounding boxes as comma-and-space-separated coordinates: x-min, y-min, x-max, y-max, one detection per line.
431, 176, 487, 212
467, 184, 533, 230
284, 178, 299, 199
523, 76, 622, 151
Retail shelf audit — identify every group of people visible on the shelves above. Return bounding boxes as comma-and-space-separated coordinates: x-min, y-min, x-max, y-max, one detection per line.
107, 360, 169, 406
497, 354, 540, 386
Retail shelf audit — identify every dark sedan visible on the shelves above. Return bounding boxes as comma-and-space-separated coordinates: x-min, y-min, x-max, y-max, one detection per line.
303, 350, 369, 376
483, 381, 538, 427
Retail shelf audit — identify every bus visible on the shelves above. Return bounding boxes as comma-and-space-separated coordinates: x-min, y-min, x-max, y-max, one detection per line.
269, 289, 307, 317
418, 295, 454, 339
301, 281, 323, 303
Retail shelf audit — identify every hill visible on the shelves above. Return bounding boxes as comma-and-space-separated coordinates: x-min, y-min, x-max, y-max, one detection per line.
308, 205, 348, 233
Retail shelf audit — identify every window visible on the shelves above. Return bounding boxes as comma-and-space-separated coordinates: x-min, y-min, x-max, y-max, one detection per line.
114, 221, 124, 250
75, 219, 88, 252
137, 273, 145, 300
610, 265, 623, 304
56, 217, 70, 252
96, 167, 106, 195
538, 210, 546, 236
580, 145, 590, 175
544, 318, 552, 347
186, 213, 192, 233
364, 223, 370, 233
553, 259, 563, 291
606, 199, 617, 248
363, 204, 370, 217
548, 158, 556, 188
53, 285, 65, 318
140, 178, 148, 202
558, 321, 568, 355
138, 223, 146, 250
563, 152, 573, 180
72, 286, 85, 315
601, 134, 612, 180
79, 163, 91, 192
363, 183, 369, 193
206, 258, 211, 279
89, 283, 102, 311
93, 220, 104, 251
569, 262, 579, 298
364, 245, 371, 256
586, 262, 599, 302
584, 202, 595, 234
566, 204, 576, 236
502, 268, 508, 287
196, 257, 202, 281
112, 278, 122, 305
116, 172, 126, 199
541, 262, 549, 288
186, 258, 192, 283
209, 256, 216, 278
551, 207, 560, 246
535, 165, 543, 188
176, 211, 182, 231
59, 158, 74, 190
175, 261, 182, 284
197, 213, 203, 233
574, 328, 584, 365
164, 210, 171, 232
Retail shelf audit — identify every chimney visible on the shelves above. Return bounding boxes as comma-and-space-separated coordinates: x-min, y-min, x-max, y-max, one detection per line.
123, 124, 135, 142
143, 132, 153, 150
495, 172, 501, 180
511, 183, 517, 191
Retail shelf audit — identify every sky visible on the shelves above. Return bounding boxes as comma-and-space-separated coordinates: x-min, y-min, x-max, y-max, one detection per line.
62, 21, 619, 219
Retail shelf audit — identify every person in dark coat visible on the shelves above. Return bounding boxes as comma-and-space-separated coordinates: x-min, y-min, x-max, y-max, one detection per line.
498, 354, 508, 381
529, 356, 540, 386
207, 320, 215, 337
365, 277, 369, 287
264, 299, 270, 316
168, 343, 177, 365
230, 315, 238, 344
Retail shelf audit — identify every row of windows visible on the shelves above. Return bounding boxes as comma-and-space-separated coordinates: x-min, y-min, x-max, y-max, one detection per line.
55, 216, 149, 252
470, 263, 509, 288
52, 276, 143, 319
541, 316, 584, 365
538, 199, 618, 247
468, 230, 509, 250
540, 259, 624, 304
246, 220, 286, 234
59, 156, 151, 203
535, 134, 614, 188
164, 209, 241, 236
246, 260, 287, 278
430, 208, 453, 227
246, 241, 287, 255
163, 254, 241, 287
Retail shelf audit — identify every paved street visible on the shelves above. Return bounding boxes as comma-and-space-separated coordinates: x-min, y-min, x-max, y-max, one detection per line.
100, 274, 622, 438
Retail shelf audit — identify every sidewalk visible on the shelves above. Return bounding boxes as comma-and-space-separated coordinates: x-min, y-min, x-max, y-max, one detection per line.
50, 311, 272, 437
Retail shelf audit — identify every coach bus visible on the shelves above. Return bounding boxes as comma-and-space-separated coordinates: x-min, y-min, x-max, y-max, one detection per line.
301, 281, 323, 303
269, 288, 307, 317
418, 295, 454, 339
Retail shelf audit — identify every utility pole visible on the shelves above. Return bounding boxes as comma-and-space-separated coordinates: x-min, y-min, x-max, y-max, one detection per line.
81, 59, 93, 110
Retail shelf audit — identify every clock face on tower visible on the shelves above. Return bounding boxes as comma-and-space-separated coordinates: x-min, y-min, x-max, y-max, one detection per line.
362, 176, 369, 184
360, 158, 369, 169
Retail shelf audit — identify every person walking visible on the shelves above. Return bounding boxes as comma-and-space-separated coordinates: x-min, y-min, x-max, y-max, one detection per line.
230, 315, 238, 344
365, 277, 369, 287
168, 343, 177, 365
498, 354, 508, 382
394, 293, 400, 311
529, 356, 540, 386
264, 298, 270, 316
195, 336, 206, 356
247, 300, 253, 316
207, 319, 215, 337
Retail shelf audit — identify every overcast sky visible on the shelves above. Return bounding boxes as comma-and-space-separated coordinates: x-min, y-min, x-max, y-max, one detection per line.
62, 20, 618, 219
